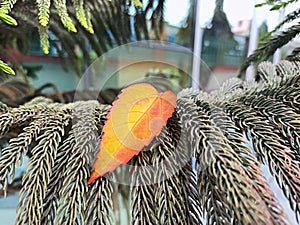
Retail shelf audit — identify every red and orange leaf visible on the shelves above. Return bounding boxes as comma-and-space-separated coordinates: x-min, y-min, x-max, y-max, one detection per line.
88, 83, 176, 184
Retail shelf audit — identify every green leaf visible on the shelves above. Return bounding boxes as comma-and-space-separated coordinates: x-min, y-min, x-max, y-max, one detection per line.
270, 4, 283, 10
0, 12, 17, 26
37, 0, 51, 27
0, 60, 15, 75
71, 0, 90, 31
38, 26, 50, 54
53, 0, 77, 32
255, 3, 268, 7
85, 8, 94, 34
133, 0, 142, 7
259, 31, 272, 42
0, 0, 17, 13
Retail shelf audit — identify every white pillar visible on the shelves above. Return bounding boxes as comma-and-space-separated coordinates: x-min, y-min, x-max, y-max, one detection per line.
273, 5, 285, 64
245, 1, 258, 82
191, 0, 202, 89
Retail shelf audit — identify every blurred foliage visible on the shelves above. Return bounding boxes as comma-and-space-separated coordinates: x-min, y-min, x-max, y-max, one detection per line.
0, 0, 165, 75
255, 0, 298, 10
240, 0, 300, 77
0, 60, 15, 75
0, 1, 17, 75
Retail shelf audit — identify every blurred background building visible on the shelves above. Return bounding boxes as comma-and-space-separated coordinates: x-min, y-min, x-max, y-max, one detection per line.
5, 0, 298, 93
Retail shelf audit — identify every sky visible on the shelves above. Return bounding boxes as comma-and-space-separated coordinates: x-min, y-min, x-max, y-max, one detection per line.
164, 0, 300, 31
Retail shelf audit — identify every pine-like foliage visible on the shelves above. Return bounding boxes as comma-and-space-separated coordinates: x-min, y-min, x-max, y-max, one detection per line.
240, 0, 300, 75
1, 56, 300, 224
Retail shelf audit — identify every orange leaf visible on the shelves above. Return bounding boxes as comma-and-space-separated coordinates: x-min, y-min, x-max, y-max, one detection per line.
88, 83, 176, 184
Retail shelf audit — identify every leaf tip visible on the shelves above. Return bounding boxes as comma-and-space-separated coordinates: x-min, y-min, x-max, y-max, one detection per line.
88, 171, 101, 184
